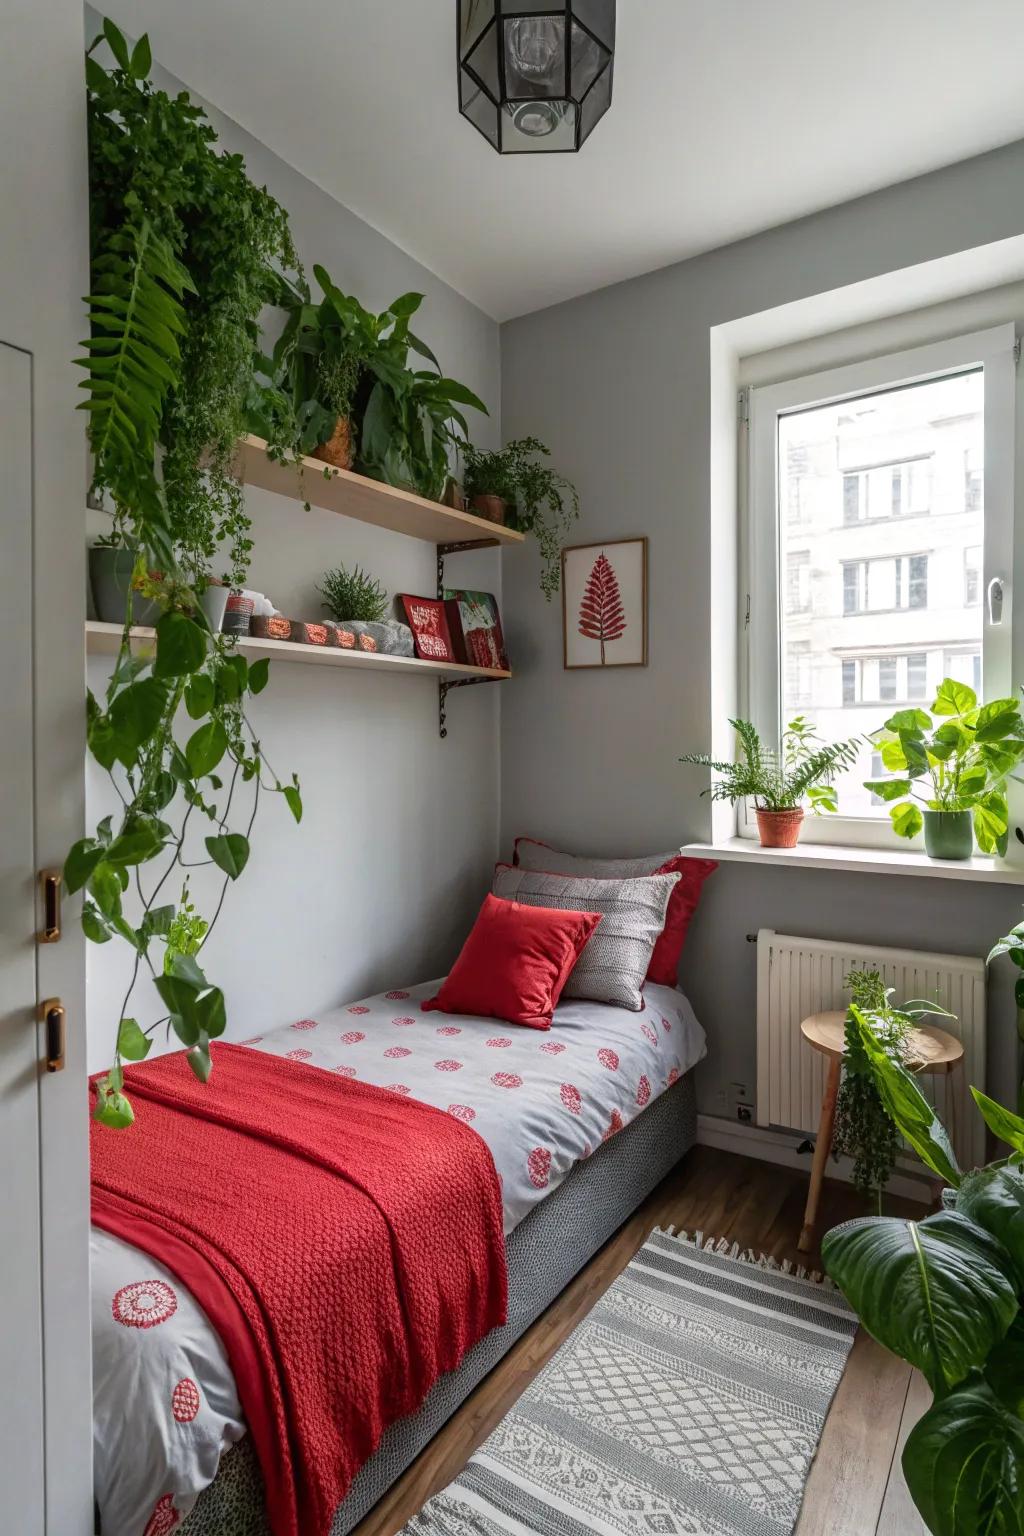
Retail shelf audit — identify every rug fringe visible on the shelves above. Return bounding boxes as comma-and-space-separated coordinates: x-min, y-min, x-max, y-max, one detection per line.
653, 1226, 837, 1289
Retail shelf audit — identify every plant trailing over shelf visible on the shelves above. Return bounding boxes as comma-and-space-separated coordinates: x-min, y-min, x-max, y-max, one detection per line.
462, 437, 579, 599
74, 20, 302, 1126
822, 1002, 1024, 1536
250, 265, 488, 504
832, 969, 922, 1204
317, 564, 389, 625
83, 15, 297, 589
865, 680, 1024, 860
681, 717, 860, 846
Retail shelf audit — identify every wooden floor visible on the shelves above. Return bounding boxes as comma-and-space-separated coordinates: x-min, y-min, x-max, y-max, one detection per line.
354, 1146, 930, 1536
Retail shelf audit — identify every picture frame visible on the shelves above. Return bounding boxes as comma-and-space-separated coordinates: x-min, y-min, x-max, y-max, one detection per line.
443, 590, 510, 672
398, 594, 456, 663
562, 537, 648, 670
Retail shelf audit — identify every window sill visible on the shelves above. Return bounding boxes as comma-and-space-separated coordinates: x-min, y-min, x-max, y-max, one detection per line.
680, 837, 1024, 884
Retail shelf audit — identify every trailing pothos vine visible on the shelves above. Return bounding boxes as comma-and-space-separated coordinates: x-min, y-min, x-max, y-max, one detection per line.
74, 20, 302, 1127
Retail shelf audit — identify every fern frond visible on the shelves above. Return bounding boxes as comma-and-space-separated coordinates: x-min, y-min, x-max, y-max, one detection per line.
77, 220, 193, 526
784, 737, 860, 802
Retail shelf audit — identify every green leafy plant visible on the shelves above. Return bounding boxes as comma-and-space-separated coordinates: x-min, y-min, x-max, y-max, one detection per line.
317, 564, 389, 624
865, 680, 1024, 855
832, 970, 913, 1203
822, 1004, 1024, 1536
462, 437, 580, 600
988, 917, 1024, 1115
681, 716, 860, 813
251, 265, 488, 504
84, 17, 297, 589
74, 22, 302, 1125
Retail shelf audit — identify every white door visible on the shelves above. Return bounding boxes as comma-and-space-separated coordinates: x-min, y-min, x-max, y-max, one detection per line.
0, 339, 92, 1532
0, 344, 46, 1527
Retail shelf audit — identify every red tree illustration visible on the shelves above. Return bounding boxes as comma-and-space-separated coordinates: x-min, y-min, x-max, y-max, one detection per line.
577, 552, 626, 664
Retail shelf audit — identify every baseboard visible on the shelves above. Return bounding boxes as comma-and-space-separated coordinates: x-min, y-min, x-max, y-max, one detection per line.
695, 1113, 933, 1206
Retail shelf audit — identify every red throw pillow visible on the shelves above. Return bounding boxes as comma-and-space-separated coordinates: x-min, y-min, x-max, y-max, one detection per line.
422, 893, 602, 1031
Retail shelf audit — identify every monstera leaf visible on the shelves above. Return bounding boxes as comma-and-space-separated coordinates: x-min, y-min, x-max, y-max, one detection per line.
822, 1211, 1017, 1394
903, 1373, 1024, 1536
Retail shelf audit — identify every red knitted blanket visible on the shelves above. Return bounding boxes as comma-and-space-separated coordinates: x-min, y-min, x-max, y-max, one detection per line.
91, 1043, 507, 1536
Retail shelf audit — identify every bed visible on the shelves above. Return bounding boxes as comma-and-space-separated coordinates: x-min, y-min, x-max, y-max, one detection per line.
92, 979, 705, 1536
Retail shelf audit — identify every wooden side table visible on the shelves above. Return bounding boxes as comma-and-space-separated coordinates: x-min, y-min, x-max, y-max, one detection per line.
797, 1010, 963, 1253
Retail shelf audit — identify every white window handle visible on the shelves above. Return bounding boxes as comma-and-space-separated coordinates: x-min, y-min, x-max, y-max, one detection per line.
988, 576, 1005, 626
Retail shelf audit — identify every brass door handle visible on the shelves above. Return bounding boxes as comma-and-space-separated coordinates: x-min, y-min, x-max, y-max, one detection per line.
40, 999, 65, 1073
39, 869, 62, 943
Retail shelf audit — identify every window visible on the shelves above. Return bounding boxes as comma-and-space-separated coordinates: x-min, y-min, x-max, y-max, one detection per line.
747, 324, 1014, 849
842, 553, 928, 615
964, 545, 981, 606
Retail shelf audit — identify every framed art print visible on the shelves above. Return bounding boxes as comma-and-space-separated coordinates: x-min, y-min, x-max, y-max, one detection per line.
443, 590, 510, 672
562, 538, 648, 669
399, 594, 456, 663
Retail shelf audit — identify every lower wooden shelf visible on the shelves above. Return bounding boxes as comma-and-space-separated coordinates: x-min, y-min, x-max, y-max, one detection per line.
84, 622, 512, 684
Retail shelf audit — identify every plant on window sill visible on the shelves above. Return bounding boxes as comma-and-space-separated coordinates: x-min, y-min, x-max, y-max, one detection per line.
822, 1003, 1024, 1536
864, 679, 1024, 862
680, 716, 860, 849
75, 20, 303, 1127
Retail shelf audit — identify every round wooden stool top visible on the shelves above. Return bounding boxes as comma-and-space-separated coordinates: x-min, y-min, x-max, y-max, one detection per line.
800, 1010, 963, 1074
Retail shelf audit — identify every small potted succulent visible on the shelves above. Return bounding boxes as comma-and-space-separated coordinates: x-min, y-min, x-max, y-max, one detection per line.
461, 437, 580, 599
865, 679, 1024, 860
681, 716, 861, 848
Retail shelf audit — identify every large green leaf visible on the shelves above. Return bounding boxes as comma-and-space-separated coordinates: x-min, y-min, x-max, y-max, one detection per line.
987, 923, 1024, 968
154, 611, 207, 678
185, 719, 228, 777
864, 777, 910, 802
933, 677, 978, 716
116, 1017, 151, 1062
903, 1373, 1024, 1536
105, 820, 165, 867
985, 1314, 1024, 1416
975, 698, 1023, 743
971, 1089, 1024, 1156
822, 1211, 1017, 1393
64, 837, 107, 894
109, 677, 170, 763
958, 1165, 1024, 1287
891, 801, 924, 839
205, 833, 250, 880
847, 1005, 960, 1184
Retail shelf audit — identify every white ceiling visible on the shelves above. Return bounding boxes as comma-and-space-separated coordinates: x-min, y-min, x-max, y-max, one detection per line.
109, 0, 1024, 321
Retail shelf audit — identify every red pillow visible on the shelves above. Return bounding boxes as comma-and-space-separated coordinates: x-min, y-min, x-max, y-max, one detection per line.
422, 893, 602, 1031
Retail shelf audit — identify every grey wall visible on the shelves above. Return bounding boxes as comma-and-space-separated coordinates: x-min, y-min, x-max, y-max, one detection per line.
86, 48, 505, 1069
500, 139, 1024, 1115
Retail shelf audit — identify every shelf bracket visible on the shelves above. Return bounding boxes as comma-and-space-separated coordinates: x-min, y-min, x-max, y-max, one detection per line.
436, 538, 501, 600
438, 676, 497, 739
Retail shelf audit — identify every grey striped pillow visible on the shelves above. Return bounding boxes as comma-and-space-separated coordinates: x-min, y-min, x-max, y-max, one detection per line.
491, 866, 679, 1011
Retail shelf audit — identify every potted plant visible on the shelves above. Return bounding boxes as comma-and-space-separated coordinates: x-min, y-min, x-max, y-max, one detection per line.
251, 267, 489, 504
89, 532, 161, 626
864, 679, 1024, 860
462, 437, 580, 599
822, 1000, 1024, 1536
681, 716, 861, 848
317, 563, 389, 625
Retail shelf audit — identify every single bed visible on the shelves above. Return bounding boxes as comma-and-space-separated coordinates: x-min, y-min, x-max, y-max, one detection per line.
92, 979, 705, 1536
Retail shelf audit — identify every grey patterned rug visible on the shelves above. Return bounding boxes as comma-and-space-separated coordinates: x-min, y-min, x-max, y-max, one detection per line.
401, 1229, 858, 1536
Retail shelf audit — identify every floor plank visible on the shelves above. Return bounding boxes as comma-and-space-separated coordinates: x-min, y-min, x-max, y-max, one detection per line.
876, 1370, 932, 1535
354, 1145, 926, 1536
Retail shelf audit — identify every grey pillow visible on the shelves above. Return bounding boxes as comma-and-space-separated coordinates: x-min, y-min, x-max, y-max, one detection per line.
492, 866, 680, 1011
514, 837, 678, 881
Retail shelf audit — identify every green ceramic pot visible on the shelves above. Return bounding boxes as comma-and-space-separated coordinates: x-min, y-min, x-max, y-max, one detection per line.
923, 809, 973, 861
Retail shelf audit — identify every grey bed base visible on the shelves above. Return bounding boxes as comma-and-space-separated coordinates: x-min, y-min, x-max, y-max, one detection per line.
178, 1070, 698, 1536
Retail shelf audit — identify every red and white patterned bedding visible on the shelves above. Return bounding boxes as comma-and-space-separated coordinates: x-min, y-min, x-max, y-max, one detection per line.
91, 980, 706, 1535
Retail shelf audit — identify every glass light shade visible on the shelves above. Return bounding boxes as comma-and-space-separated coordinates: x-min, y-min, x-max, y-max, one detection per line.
458, 1, 615, 154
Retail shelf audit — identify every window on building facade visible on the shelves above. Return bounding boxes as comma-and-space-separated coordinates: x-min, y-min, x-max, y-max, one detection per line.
746, 326, 1012, 848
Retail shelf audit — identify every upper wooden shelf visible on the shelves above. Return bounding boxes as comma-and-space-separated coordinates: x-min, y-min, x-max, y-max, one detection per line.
236, 435, 526, 548
85, 622, 511, 684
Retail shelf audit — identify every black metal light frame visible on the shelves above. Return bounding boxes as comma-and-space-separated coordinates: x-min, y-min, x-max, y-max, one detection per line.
457, 1, 616, 155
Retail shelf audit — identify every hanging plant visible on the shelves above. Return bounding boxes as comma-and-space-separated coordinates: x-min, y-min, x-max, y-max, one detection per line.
75, 20, 302, 1126
462, 438, 579, 598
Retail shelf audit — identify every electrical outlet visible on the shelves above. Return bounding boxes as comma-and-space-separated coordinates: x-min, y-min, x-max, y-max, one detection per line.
736, 1103, 753, 1125
731, 1080, 751, 1102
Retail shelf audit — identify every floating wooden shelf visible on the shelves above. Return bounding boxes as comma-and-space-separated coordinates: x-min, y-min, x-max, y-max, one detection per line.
236, 435, 526, 547
85, 622, 511, 684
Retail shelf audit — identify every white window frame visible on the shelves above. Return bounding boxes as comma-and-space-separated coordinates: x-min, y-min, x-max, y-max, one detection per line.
742, 324, 1015, 851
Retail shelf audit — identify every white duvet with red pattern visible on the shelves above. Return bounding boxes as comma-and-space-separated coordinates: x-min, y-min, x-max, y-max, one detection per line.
91, 980, 705, 1536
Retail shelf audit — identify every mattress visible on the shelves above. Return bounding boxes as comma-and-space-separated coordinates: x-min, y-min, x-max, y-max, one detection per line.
92, 981, 706, 1536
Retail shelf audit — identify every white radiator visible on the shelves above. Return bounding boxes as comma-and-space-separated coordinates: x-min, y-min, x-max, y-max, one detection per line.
756, 929, 986, 1170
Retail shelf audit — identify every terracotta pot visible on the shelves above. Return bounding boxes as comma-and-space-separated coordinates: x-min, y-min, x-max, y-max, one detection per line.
313, 416, 354, 470
755, 807, 805, 849
471, 493, 508, 526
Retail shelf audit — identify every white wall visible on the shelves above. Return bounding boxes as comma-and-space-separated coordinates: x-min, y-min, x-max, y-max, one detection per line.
86, 55, 504, 1071
500, 139, 1024, 1118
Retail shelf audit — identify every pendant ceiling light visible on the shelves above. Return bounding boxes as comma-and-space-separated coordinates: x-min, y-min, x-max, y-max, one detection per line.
458, 2, 615, 155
